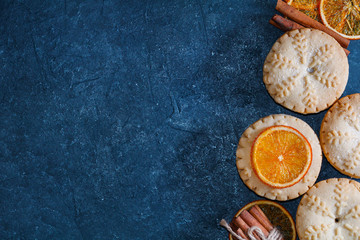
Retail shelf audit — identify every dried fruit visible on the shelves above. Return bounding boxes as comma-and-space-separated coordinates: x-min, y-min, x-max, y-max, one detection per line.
285, 0, 321, 21
320, 0, 360, 39
251, 125, 312, 188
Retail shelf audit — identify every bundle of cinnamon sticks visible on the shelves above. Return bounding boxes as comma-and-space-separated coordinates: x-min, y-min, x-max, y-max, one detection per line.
230, 205, 282, 240
271, 0, 350, 56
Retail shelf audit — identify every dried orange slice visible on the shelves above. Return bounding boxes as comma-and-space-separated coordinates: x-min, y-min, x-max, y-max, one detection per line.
251, 125, 312, 189
320, 0, 360, 39
229, 200, 296, 240
285, 0, 321, 21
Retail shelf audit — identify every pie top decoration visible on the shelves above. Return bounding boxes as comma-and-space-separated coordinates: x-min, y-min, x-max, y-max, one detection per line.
236, 114, 322, 201
320, 93, 360, 178
263, 28, 349, 114
296, 178, 360, 240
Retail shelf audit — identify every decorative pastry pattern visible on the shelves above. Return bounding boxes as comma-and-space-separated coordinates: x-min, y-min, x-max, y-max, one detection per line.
320, 94, 360, 178
263, 29, 348, 114
268, 34, 336, 108
304, 221, 360, 240
270, 53, 298, 70
301, 174, 311, 184
338, 102, 360, 131
308, 44, 335, 68
326, 130, 351, 145
303, 76, 317, 108
297, 179, 360, 240
275, 117, 287, 126
304, 195, 335, 218
304, 224, 330, 240
343, 224, 360, 239
293, 32, 308, 64
343, 205, 360, 220
312, 70, 338, 88
334, 181, 349, 215
275, 75, 299, 98
338, 102, 353, 115
269, 189, 282, 198
334, 228, 344, 240
242, 167, 252, 178
344, 143, 360, 169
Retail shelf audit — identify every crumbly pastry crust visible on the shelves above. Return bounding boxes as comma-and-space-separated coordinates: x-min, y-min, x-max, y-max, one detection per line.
236, 114, 322, 201
296, 178, 360, 240
263, 28, 349, 114
320, 93, 360, 178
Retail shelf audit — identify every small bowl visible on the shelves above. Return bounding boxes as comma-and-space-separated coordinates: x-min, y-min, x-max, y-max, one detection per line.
229, 200, 296, 240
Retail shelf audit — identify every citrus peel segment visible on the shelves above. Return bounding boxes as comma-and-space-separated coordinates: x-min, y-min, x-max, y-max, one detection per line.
320, 0, 360, 39
285, 0, 321, 21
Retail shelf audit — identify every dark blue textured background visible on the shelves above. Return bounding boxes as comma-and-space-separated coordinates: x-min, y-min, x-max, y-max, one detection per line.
1, 0, 359, 239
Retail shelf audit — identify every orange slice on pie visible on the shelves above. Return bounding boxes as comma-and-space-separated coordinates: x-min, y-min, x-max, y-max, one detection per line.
251, 125, 312, 189
285, 0, 321, 21
320, 0, 360, 39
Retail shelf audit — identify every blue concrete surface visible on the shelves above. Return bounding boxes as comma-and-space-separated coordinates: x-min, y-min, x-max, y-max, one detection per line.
1, 0, 359, 239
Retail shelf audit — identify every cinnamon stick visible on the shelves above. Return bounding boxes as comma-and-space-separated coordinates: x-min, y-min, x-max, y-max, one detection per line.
275, 0, 350, 49
249, 205, 284, 240
230, 221, 236, 230
270, 14, 350, 56
233, 217, 250, 234
235, 227, 248, 240
220, 219, 247, 240
230, 221, 249, 240
271, 14, 303, 31
249, 205, 274, 232
240, 210, 269, 237
233, 216, 260, 240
